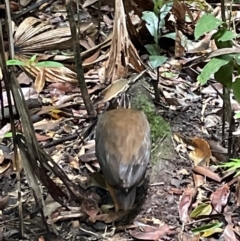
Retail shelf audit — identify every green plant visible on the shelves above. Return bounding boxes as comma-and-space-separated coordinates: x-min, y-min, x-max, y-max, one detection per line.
195, 14, 238, 99
219, 158, 240, 176
132, 94, 170, 143
7, 54, 63, 68
196, 13, 240, 175
234, 111, 240, 119
141, 0, 174, 68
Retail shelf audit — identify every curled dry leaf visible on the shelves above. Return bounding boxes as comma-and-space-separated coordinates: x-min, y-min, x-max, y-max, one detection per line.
100, 78, 129, 103
0, 159, 11, 174
210, 184, 230, 213
174, 134, 212, 166
189, 138, 212, 166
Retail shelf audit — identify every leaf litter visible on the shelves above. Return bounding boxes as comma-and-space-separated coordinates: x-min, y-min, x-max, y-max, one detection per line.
1, 0, 240, 240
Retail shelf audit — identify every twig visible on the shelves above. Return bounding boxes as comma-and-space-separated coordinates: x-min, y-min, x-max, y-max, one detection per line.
66, 0, 96, 117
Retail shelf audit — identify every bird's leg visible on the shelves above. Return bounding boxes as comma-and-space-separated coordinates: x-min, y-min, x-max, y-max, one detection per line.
105, 182, 120, 212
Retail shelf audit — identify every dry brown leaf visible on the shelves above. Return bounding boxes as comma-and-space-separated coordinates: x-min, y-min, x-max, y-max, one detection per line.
0, 195, 10, 210
83, 49, 100, 65
68, 156, 79, 170
82, 199, 100, 222
100, 78, 129, 103
0, 159, 11, 174
235, 177, 240, 206
192, 166, 221, 182
223, 224, 237, 241
34, 68, 46, 93
35, 133, 52, 142
91, 210, 128, 223
189, 138, 212, 166
104, 0, 144, 82
33, 119, 62, 131
179, 188, 193, 223
36, 103, 74, 115
130, 224, 171, 240
210, 184, 230, 213
175, 28, 185, 57
48, 82, 73, 93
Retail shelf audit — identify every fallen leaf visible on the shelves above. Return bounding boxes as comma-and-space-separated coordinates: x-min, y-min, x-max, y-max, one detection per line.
235, 176, 240, 205
34, 68, 46, 93
100, 78, 129, 103
0, 195, 10, 210
82, 199, 100, 222
189, 138, 212, 166
130, 224, 172, 240
223, 224, 237, 241
192, 166, 221, 182
35, 133, 52, 142
210, 184, 230, 213
179, 188, 194, 223
91, 210, 128, 223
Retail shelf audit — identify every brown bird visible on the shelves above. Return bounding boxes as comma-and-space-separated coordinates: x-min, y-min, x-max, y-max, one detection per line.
95, 108, 151, 211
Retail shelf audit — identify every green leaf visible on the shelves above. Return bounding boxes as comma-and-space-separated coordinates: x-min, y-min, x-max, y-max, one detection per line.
214, 61, 234, 88
195, 14, 222, 40
161, 32, 176, 40
218, 158, 240, 177
161, 72, 178, 78
34, 61, 64, 68
158, 2, 173, 28
142, 11, 159, 44
6, 59, 26, 66
202, 227, 223, 237
234, 111, 240, 119
190, 203, 212, 218
219, 158, 240, 172
30, 54, 37, 63
197, 57, 231, 84
145, 44, 161, 55
217, 30, 235, 42
4, 132, 21, 138
149, 55, 168, 68
232, 78, 240, 102
232, 54, 240, 65
192, 222, 223, 235
153, 0, 165, 14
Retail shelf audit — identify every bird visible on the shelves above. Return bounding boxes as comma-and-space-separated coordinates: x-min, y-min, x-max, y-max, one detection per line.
95, 108, 151, 211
